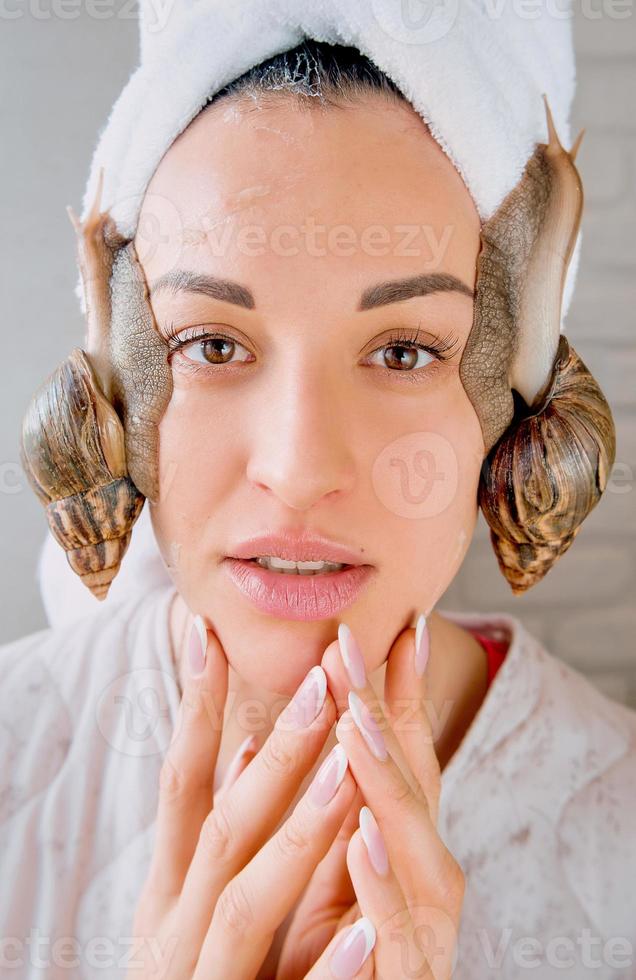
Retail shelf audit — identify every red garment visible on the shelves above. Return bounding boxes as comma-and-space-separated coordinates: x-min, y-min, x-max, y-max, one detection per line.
468, 630, 509, 688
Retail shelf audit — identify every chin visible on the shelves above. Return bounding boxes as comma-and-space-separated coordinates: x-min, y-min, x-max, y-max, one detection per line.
208, 608, 334, 693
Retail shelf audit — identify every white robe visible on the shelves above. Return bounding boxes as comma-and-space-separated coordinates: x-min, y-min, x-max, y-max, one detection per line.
1, 583, 635, 979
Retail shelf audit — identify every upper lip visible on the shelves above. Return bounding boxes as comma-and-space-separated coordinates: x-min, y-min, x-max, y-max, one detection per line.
226, 529, 369, 566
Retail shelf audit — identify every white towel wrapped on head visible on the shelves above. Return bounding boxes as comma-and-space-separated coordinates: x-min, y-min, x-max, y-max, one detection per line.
76, 0, 582, 319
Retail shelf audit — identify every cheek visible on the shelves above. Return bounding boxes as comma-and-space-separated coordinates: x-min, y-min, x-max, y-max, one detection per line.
149, 388, 240, 567
367, 380, 484, 635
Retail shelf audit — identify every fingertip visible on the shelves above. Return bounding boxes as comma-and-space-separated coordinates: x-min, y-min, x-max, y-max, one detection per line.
414, 613, 430, 678
192, 618, 229, 676
187, 615, 207, 677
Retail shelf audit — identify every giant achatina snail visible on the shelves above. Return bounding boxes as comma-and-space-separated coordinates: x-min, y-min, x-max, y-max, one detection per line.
20, 169, 173, 600
469, 95, 616, 593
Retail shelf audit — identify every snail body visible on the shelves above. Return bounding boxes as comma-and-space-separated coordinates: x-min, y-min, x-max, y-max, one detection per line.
20, 347, 144, 600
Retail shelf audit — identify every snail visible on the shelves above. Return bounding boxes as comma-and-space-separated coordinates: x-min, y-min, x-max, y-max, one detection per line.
19, 168, 173, 600
20, 348, 145, 600
463, 95, 616, 593
478, 334, 616, 594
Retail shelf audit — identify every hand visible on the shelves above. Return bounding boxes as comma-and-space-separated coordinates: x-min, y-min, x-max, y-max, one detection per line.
127, 616, 357, 980
278, 619, 465, 979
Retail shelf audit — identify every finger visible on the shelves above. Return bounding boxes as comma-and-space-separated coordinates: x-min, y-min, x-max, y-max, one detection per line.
175, 666, 335, 936
195, 745, 357, 979
321, 625, 419, 792
143, 614, 228, 909
276, 789, 362, 980
303, 916, 376, 980
383, 614, 442, 824
335, 699, 462, 909
348, 818, 459, 980
350, 812, 408, 921
346, 818, 426, 978
215, 734, 259, 803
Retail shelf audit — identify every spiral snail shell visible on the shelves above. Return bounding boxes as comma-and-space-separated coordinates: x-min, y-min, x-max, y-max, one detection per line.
20, 347, 145, 600
478, 335, 616, 594
20, 166, 172, 600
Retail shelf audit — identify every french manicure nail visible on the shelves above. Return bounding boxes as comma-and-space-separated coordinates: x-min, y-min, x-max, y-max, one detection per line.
221, 734, 258, 787
276, 666, 327, 731
338, 623, 367, 689
415, 613, 430, 677
329, 917, 376, 979
359, 805, 390, 877
348, 692, 388, 762
308, 744, 348, 808
188, 615, 207, 676
235, 733, 258, 758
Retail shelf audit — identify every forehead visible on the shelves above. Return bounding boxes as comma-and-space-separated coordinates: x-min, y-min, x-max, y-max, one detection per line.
135, 96, 480, 289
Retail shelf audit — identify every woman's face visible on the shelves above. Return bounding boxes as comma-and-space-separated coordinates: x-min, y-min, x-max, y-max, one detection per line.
137, 93, 484, 694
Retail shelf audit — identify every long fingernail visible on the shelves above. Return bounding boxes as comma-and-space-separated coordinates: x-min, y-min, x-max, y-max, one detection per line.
359, 805, 390, 877
348, 692, 388, 761
415, 613, 430, 677
276, 666, 327, 731
338, 623, 367, 689
329, 917, 376, 979
188, 615, 207, 676
235, 733, 258, 759
308, 744, 348, 807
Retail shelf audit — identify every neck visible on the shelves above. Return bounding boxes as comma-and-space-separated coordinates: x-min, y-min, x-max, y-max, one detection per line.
167, 591, 489, 784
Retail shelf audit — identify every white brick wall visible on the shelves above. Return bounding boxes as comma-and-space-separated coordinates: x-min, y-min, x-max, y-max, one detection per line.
441, 9, 636, 709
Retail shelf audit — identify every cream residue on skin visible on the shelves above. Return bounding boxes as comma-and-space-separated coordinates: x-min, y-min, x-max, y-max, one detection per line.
167, 539, 182, 572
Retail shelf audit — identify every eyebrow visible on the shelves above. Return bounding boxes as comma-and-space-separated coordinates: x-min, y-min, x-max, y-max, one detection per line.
149, 269, 255, 308
148, 269, 474, 310
357, 271, 474, 310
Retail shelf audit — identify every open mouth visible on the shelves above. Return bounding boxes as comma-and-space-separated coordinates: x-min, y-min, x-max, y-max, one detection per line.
246, 556, 352, 575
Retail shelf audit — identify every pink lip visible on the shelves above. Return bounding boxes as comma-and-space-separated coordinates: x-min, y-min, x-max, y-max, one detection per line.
223, 558, 375, 621
227, 529, 368, 566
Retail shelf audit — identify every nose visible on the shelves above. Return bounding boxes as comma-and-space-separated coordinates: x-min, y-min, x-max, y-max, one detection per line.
246, 362, 356, 511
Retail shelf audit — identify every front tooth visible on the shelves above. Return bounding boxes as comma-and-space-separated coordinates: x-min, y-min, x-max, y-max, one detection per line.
253, 556, 345, 573
268, 557, 298, 570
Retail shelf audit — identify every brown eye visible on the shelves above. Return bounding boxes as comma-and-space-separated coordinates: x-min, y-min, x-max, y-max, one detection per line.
175, 334, 253, 366
369, 344, 435, 371
199, 338, 235, 364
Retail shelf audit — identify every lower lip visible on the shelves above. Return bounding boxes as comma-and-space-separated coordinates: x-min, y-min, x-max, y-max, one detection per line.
222, 558, 375, 621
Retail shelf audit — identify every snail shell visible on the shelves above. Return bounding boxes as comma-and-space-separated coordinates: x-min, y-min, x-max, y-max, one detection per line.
20, 347, 144, 600
478, 335, 616, 594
